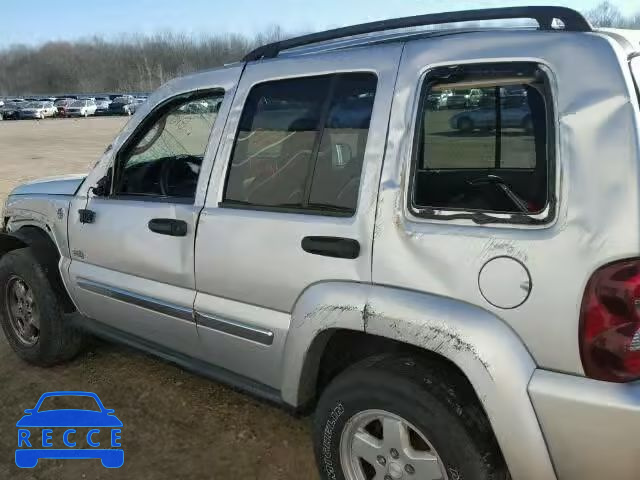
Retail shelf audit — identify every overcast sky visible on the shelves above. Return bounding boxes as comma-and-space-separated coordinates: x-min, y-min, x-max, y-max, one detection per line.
1, 0, 636, 47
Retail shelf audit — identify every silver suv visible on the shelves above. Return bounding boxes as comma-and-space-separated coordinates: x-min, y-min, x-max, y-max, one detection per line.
1, 7, 639, 480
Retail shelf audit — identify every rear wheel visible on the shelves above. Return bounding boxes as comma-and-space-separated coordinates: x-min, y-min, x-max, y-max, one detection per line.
0, 248, 84, 366
313, 355, 507, 480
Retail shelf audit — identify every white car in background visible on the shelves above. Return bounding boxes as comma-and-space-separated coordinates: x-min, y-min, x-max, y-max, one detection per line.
66, 99, 97, 117
19, 101, 57, 119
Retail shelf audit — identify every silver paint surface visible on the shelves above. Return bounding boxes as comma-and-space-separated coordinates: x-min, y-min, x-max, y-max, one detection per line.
2, 27, 639, 480
529, 370, 640, 480
9, 174, 86, 196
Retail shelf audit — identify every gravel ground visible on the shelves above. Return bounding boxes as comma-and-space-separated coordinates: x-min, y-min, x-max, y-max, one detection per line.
0, 116, 320, 480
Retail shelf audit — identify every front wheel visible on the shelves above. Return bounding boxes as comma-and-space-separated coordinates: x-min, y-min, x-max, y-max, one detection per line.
0, 248, 84, 366
313, 355, 507, 480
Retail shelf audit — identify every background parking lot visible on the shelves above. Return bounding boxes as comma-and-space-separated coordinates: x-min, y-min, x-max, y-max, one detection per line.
0, 117, 319, 480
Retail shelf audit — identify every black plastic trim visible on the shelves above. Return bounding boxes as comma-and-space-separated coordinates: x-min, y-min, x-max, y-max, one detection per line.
218, 201, 354, 218
244, 7, 591, 61
71, 315, 285, 407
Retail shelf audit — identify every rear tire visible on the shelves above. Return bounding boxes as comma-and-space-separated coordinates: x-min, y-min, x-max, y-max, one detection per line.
313, 355, 507, 480
0, 248, 84, 366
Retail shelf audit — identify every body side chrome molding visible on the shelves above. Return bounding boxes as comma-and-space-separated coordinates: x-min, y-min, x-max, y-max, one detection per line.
195, 312, 274, 346
76, 277, 194, 322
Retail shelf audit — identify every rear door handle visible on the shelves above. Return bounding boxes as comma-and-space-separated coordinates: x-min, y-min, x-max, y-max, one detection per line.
148, 218, 188, 237
301, 236, 360, 259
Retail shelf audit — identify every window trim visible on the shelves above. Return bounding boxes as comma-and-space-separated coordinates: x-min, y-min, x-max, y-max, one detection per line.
218, 72, 378, 218
631, 55, 640, 103
109, 88, 225, 203
408, 62, 557, 226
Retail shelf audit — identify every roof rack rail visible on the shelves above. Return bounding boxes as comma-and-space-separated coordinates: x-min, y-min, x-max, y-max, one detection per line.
244, 6, 591, 61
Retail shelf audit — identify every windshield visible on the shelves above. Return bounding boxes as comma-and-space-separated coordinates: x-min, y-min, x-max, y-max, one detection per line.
37, 395, 101, 412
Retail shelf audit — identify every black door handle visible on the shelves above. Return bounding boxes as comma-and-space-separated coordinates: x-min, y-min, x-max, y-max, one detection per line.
301, 236, 360, 259
148, 218, 188, 237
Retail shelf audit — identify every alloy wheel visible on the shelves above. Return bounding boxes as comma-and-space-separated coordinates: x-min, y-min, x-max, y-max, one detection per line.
340, 409, 449, 480
5, 275, 40, 346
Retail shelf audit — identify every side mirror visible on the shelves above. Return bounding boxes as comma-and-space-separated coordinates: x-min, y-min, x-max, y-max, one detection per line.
91, 170, 112, 197
24, 409, 34, 414
105, 409, 115, 415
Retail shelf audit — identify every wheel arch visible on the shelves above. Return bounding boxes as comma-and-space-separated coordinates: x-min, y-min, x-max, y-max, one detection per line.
0, 232, 28, 257
281, 281, 556, 480
1, 226, 75, 312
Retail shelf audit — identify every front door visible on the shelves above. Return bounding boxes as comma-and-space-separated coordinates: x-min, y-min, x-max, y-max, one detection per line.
66, 69, 239, 354
193, 45, 403, 388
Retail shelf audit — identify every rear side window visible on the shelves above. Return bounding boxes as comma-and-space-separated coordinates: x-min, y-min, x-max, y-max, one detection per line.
411, 62, 554, 224
223, 73, 377, 215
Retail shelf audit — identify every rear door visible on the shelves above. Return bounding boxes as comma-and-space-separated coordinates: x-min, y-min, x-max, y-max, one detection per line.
193, 45, 402, 388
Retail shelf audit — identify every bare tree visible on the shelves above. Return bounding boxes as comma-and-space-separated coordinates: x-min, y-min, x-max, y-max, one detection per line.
2, 3, 639, 97
586, 1, 640, 28
0, 29, 290, 96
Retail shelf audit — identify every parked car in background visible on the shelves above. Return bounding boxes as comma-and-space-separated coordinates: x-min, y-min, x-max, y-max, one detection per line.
450, 101, 533, 132
127, 97, 146, 115
66, 99, 97, 117
436, 89, 467, 109
108, 96, 136, 115
19, 101, 57, 119
54, 98, 76, 117
0, 102, 24, 120
95, 98, 112, 115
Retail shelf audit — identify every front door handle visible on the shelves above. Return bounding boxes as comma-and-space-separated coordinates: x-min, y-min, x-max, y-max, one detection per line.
148, 218, 188, 237
301, 236, 360, 259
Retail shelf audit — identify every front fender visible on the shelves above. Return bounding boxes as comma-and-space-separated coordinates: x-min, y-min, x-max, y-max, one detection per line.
281, 282, 556, 480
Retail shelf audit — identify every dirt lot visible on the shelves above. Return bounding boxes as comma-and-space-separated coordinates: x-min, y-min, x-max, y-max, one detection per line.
0, 117, 319, 480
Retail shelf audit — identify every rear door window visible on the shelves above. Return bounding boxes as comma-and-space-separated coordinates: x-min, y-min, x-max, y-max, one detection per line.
223, 73, 378, 215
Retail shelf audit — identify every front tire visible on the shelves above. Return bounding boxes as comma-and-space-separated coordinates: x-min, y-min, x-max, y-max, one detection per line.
313, 355, 507, 480
0, 248, 84, 366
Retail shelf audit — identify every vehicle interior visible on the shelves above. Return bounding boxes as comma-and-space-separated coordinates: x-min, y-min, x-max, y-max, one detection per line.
110, 94, 220, 200
413, 64, 550, 217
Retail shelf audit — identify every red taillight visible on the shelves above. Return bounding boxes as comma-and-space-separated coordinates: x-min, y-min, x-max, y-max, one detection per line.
580, 259, 640, 382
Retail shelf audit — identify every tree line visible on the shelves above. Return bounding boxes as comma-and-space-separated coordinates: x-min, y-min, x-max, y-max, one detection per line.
0, 2, 638, 96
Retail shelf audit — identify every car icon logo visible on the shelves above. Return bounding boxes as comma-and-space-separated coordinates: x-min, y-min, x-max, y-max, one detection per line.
15, 391, 123, 468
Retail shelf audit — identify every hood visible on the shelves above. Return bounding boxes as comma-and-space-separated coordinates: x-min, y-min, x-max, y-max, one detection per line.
16, 409, 123, 428
10, 174, 87, 196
